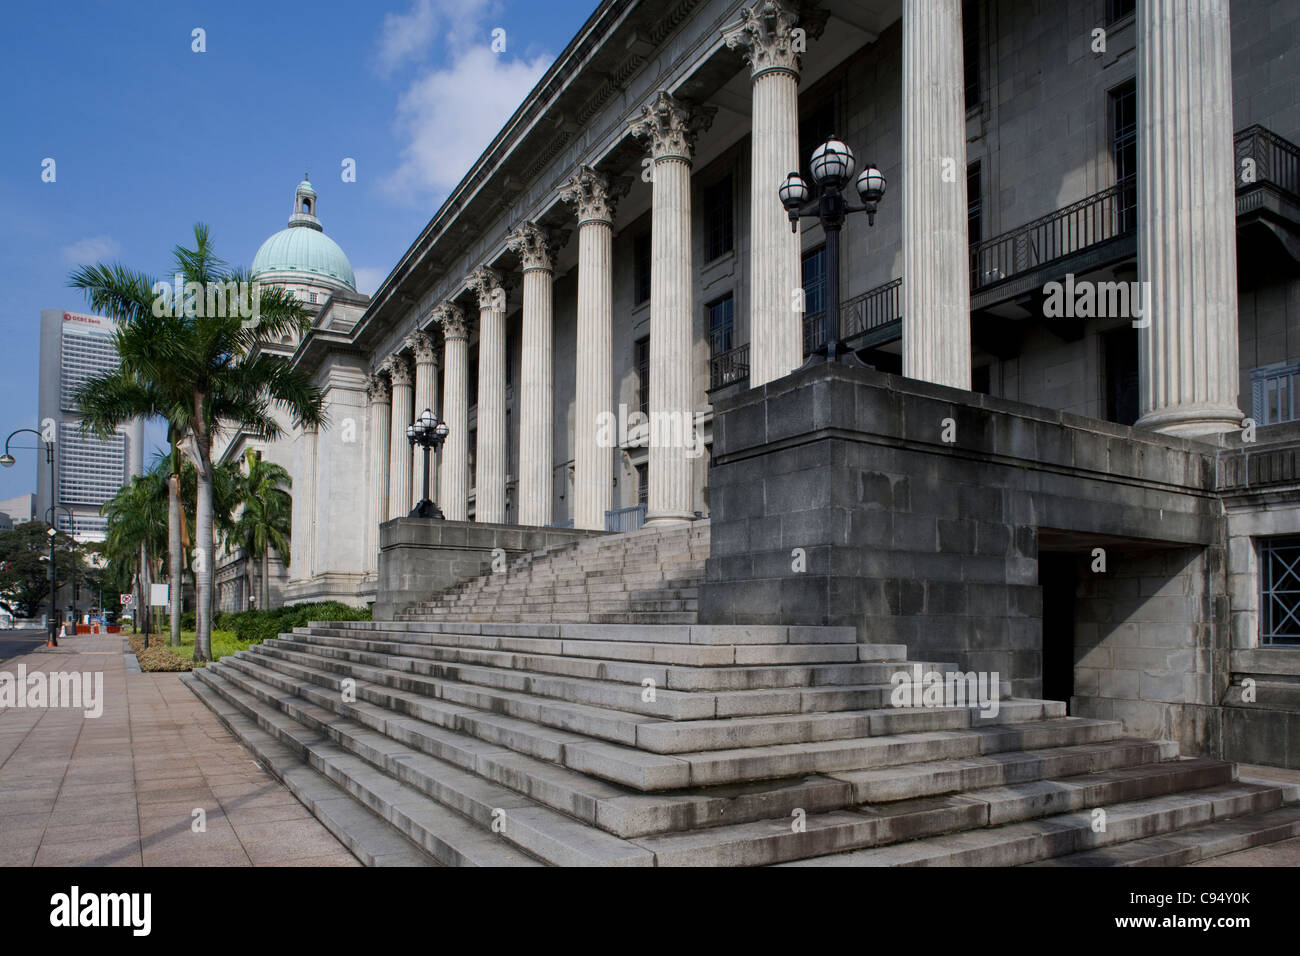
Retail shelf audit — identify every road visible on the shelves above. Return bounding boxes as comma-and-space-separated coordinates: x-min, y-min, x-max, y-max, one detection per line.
0, 628, 47, 662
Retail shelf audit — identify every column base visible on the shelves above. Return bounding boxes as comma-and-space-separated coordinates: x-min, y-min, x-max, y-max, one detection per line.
1135, 402, 1244, 438
644, 511, 696, 528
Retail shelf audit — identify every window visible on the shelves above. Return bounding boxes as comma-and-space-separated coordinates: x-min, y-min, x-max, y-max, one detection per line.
802, 247, 827, 356
506, 332, 517, 386
635, 463, 648, 506
1106, 0, 1136, 25
708, 295, 734, 358
967, 161, 983, 244
635, 335, 650, 415
1260, 536, 1300, 646
468, 429, 477, 491
1252, 363, 1300, 426
634, 233, 652, 306
799, 102, 837, 179
963, 0, 980, 110
972, 364, 991, 395
704, 175, 734, 261
1111, 81, 1137, 232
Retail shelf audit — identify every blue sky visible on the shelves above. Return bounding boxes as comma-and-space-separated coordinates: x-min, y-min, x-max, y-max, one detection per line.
0, 0, 599, 502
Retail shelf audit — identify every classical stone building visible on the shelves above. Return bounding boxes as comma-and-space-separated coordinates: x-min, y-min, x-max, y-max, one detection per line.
261, 0, 1299, 765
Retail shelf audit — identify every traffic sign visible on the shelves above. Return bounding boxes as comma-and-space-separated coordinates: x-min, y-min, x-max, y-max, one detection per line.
120, 593, 135, 607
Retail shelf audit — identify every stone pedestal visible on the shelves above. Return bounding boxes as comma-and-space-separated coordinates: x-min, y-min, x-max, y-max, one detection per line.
1134, 0, 1242, 437
901, 0, 971, 390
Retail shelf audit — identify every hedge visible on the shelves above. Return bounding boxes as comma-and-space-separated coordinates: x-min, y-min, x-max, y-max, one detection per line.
213, 600, 371, 644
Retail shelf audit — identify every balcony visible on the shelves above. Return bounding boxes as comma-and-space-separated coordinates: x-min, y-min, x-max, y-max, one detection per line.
605, 503, 647, 532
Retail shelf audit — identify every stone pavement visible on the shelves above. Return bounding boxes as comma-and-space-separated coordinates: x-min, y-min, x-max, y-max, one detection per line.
0, 635, 360, 867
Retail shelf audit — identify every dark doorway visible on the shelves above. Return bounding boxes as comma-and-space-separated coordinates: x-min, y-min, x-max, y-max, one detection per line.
1104, 325, 1140, 426
1039, 553, 1078, 710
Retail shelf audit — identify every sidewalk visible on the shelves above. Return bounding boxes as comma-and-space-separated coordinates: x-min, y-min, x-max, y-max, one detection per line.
0, 635, 359, 867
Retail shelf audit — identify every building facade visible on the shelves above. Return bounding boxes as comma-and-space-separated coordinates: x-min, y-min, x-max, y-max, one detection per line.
264, 0, 1298, 758
37, 309, 145, 542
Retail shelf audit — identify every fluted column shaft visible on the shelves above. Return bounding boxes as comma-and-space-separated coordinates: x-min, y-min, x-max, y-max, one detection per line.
724, 2, 808, 386
561, 168, 618, 532
386, 358, 413, 520
1134, 0, 1241, 436
366, 376, 391, 571
901, 0, 971, 389
469, 269, 507, 523
437, 304, 470, 521
631, 92, 714, 526
409, 333, 439, 508
510, 224, 555, 527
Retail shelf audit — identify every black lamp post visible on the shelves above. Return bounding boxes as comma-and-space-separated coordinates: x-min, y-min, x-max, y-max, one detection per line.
407, 408, 449, 519
1, 428, 60, 647
780, 135, 887, 366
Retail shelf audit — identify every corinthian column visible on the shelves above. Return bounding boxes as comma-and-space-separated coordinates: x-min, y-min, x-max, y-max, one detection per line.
507, 223, 556, 527
724, 0, 820, 386
560, 167, 618, 531
435, 303, 470, 521
385, 355, 413, 520
468, 267, 507, 523
630, 91, 715, 526
1134, 0, 1241, 436
901, 0, 971, 389
366, 373, 391, 570
408, 330, 439, 509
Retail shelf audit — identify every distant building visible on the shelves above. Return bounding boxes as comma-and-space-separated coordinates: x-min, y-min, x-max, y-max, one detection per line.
0, 512, 12, 532
0, 493, 34, 525
37, 310, 145, 542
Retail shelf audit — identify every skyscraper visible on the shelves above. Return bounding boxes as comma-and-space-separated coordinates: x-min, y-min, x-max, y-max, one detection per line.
37, 309, 144, 541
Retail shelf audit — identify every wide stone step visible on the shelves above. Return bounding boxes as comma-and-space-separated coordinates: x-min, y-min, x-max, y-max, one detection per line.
334, 621, 859, 647
181, 674, 437, 866
1027, 802, 1300, 866
189, 669, 542, 866
778, 782, 1291, 867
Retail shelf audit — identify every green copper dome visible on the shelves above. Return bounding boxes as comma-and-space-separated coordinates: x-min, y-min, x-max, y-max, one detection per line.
252, 226, 356, 289
251, 174, 355, 291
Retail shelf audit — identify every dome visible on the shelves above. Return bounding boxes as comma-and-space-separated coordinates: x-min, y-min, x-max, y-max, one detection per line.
252, 227, 356, 290
251, 175, 356, 292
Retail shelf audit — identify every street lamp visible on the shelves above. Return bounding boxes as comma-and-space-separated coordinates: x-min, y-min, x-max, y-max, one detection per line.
780, 134, 887, 365
2, 428, 60, 647
406, 408, 450, 519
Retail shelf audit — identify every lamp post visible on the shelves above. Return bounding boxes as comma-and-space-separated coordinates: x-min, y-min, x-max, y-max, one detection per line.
406, 408, 450, 519
779, 135, 887, 366
2, 428, 60, 647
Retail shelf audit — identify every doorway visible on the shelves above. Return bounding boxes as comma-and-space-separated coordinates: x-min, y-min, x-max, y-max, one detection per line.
1038, 553, 1078, 711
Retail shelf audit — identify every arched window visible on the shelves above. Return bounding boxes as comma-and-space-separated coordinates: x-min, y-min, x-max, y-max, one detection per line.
302, 199, 312, 214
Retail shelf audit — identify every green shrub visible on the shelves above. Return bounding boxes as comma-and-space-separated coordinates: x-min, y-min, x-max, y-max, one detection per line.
221, 601, 370, 644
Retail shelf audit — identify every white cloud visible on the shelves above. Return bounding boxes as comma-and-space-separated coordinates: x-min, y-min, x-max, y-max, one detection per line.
353, 266, 389, 296
383, 45, 553, 200
61, 236, 122, 265
376, 0, 495, 76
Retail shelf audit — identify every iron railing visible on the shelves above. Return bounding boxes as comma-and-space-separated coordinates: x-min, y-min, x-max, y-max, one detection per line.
969, 178, 1136, 293
708, 341, 750, 389
605, 504, 647, 532
1235, 124, 1300, 198
802, 277, 903, 355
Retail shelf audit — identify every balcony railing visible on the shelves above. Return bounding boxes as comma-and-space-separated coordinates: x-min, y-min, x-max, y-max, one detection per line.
1236, 124, 1300, 199
708, 341, 750, 390
605, 503, 647, 533
842, 276, 903, 341
969, 178, 1136, 293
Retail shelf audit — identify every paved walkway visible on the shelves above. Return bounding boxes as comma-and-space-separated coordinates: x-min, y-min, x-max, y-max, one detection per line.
0, 636, 359, 867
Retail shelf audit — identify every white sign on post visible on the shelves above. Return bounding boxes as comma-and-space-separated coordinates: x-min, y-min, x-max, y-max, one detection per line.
120, 593, 135, 607
150, 583, 169, 606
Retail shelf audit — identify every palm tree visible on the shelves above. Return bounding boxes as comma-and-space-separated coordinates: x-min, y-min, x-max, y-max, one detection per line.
101, 461, 169, 635
71, 224, 324, 661
227, 449, 292, 611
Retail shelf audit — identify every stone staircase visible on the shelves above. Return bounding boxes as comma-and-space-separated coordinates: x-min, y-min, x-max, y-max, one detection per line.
396, 522, 708, 624
182, 611, 1300, 866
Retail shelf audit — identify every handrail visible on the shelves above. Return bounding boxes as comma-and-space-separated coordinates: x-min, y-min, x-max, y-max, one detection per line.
708, 341, 750, 389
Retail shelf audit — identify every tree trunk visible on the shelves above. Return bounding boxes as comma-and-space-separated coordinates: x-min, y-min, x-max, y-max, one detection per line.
168, 473, 182, 647
261, 544, 270, 611
193, 409, 215, 663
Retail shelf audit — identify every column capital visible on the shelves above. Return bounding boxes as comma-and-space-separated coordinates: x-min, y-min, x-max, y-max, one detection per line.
466, 267, 507, 312
405, 330, 438, 365
723, 0, 824, 79
432, 301, 469, 341
507, 222, 557, 273
367, 373, 392, 403
384, 354, 413, 387
629, 91, 716, 164
559, 166, 623, 226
